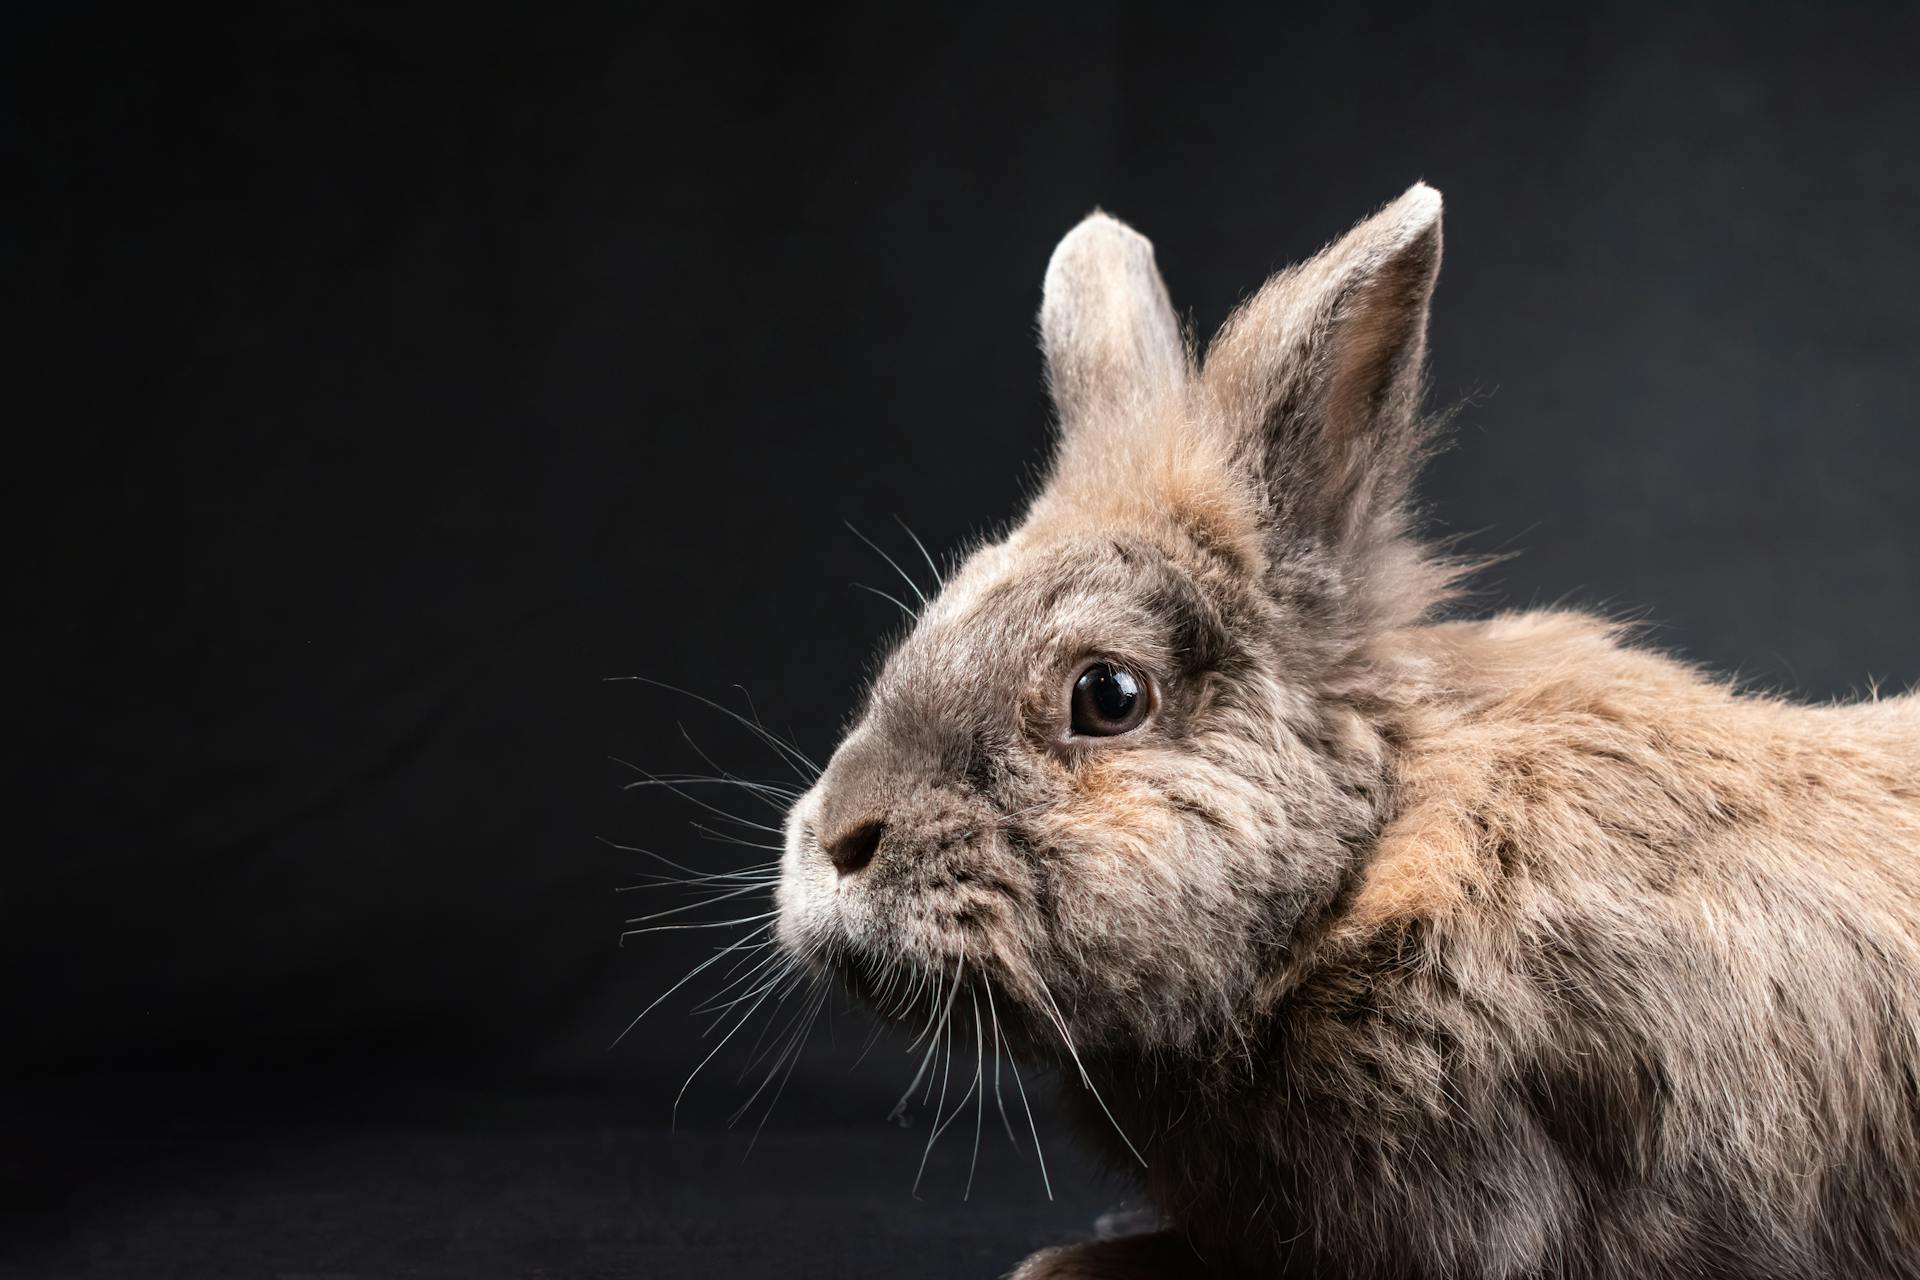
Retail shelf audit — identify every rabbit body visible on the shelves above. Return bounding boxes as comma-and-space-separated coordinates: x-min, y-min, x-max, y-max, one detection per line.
772, 185, 1920, 1278
1061, 610, 1920, 1278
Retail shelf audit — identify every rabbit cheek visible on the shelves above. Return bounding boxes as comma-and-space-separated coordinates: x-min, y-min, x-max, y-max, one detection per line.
1043, 769, 1199, 963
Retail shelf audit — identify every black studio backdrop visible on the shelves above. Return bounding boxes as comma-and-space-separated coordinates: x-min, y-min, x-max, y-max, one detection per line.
6, 0, 1919, 1236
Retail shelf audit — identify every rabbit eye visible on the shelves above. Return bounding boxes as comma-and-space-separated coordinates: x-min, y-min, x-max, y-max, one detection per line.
1069, 661, 1149, 737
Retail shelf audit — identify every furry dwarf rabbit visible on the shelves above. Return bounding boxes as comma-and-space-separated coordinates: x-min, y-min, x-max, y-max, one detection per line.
772, 184, 1920, 1278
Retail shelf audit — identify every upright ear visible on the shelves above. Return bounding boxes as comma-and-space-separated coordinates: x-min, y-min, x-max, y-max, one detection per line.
1040, 212, 1186, 443
1202, 183, 1443, 555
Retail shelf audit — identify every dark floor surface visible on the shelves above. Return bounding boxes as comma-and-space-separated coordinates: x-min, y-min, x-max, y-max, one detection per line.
2, 1083, 1120, 1280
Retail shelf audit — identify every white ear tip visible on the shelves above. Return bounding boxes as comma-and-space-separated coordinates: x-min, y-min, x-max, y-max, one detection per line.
1393, 182, 1443, 226
1048, 210, 1157, 276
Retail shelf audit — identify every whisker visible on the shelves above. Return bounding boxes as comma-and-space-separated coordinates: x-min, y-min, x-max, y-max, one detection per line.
987, 980, 1017, 1145
912, 947, 966, 1196
736, 978, 823, 1112
604, 676, 820, 782
845, 520, 929, 608
923, 1044, 982, 1153
726, 685, 808, 785
675, 725, 804, 811
624, 881, 766, 924
689, 823, 786, 852
921, 990, 947, 1109
630, 766, 802, 798
903, 963, 949, 1054
965, 985, 985, 1200
687, 953, 788, 1023
639, 769, 802, 805
882, 960, 919, 1025
616, 867, 779, 891
597, 835, 762, 882
1036, 976, 1147, 1169
734, 975, 815, 1089
673, 963, 794, 1127
608, 919, 775, 1048
991, 981, 1053, 1200
851, 1007, 892, 1068
698, 955, 794, 1036
890, 958, 954, 1123
852, 581, 917, 621
743, 983, 829, 1158
620, 909, 780, 939
613, 763, 788, 836
892, 514, 947, 593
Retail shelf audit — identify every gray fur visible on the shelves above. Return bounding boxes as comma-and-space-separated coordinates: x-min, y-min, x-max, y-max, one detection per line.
774, 184, 1920, 1279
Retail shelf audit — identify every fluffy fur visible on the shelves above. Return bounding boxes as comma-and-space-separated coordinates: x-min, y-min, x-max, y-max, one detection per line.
773, 184, 1920, 1278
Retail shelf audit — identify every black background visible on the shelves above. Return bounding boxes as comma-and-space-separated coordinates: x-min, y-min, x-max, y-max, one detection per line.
6, 3, 1918, 1277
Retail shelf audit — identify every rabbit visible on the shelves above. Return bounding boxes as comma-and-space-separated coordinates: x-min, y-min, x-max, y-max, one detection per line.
770, 183, 1920, 1279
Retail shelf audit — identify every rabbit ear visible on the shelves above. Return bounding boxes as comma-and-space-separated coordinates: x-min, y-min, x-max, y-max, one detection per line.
1040, 212, 1187, 439
1203, 183, 1442, 554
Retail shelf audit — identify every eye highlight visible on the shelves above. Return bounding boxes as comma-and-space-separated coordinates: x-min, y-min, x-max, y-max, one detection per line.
1069, 661, 1150, 737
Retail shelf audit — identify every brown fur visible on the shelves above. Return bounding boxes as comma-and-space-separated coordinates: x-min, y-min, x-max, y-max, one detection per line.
773, 185, 1920, 1278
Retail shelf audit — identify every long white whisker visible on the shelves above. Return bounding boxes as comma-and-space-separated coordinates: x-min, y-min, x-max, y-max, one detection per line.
845, 520, 929, 607
921, 999, 948, 1110
849, 957, 898, 1068
727, 685, 809, 786
1036, 976, 1147, 1168
624, 881, 765, 924
673, 964, 792, 1127
613, 764, 787, 836
853, 581, 917, 621
734, 976, 814, 1090
852, 1010, 891, 1067
989, 981, 1052, 1200
620, 909, 780, 939
698, 959, 795, 1040
965, 985, 985, 1200
690, 947, 790, 1020
892, 514, 946, 593
891, 981, 945, 1120
689, 823, 786, 852
904, 963, 949, 1053
988, 982, 1016, 1145
913, 948, 966, 1196
635, 772, 801, 807
743, 984, 829, 1157
616, 867, 779, 891
628, 764, 803, 802
598, 835, 770, 881
609, 920, 775, 1048
887, 956, 917, 1017
924, 1048, 981, 1148
604, 676, 820, 781
674, 725, 803, 812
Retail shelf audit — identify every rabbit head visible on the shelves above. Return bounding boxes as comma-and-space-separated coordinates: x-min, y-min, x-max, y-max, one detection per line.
777, 185, 1454, 1060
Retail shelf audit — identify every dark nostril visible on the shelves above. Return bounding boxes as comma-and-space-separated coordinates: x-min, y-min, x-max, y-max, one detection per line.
823, 818, 884, 876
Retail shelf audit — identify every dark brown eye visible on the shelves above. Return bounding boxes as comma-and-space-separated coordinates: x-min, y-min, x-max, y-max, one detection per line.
1069, 661, 1149, 737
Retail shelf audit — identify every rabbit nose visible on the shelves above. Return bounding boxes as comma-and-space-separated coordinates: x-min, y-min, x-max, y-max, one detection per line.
822, 818, 885, 876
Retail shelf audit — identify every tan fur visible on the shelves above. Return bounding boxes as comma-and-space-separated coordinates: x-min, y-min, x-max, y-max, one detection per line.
1347, 613, 1920, 931
774, 185, 1920, 1279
